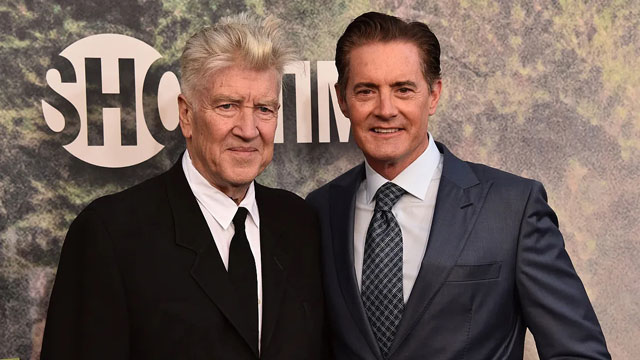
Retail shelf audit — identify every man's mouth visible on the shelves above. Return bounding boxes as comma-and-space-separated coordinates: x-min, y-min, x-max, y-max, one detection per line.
229, 147, 258, 152
372, 128, 400, 134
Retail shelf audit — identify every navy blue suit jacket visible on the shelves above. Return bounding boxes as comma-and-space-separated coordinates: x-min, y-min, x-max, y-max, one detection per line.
306, 142, 609, 360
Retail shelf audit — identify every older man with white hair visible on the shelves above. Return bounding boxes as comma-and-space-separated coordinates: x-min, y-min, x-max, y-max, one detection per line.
41, 14, 328, 360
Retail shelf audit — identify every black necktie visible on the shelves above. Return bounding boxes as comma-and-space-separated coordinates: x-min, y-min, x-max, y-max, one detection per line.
361, 182, 406, 358
228, 207, 258, 351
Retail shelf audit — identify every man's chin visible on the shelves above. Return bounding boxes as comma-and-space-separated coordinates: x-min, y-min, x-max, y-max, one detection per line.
362, 150, 403, 164
225, 166, 265, 186
217, 158, 269, 189
226, 174, 258, 187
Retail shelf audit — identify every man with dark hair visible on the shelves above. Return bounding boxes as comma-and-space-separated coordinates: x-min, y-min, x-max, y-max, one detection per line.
307, 11, 609, 359
41, 14, 327, 360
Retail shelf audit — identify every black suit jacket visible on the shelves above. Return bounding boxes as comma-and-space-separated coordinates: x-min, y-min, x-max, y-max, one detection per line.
41, 161, 327, 359
306, 142, 609, 360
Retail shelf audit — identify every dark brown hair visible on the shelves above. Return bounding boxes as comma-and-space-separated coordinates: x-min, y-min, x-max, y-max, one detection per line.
335, 12, 441, 96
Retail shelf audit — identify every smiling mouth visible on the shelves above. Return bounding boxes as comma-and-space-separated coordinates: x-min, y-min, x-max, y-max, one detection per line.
229, 147, 258, 153
372, 128, 400, 134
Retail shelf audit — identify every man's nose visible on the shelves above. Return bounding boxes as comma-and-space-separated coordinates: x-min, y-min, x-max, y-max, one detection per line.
374, 90, 398, 119
233, 107, 260, 139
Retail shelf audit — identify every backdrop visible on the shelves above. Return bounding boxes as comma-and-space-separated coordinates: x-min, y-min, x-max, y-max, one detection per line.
1, 1, 638, 359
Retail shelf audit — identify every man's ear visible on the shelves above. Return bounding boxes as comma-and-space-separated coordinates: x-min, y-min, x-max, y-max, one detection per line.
177, 94, 193, 139
334, 83, 350, 118
428, 79, 443, 116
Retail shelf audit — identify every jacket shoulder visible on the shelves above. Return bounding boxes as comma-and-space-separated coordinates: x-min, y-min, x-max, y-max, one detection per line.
256, 183, 316, 221
469, 161, 535, 183
256, 183, 305, 205
78, 170, 170, 226
438, 141, 540, 193
306, 163, 363, 206
461, 161, 548, 206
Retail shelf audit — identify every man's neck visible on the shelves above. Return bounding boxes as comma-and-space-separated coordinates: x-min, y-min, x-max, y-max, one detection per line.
367, 162, 406, 180
366, 152, 424, 180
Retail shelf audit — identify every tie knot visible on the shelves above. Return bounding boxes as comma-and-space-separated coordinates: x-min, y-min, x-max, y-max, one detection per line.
374, 182, 405, 211
233, 207, 248, 230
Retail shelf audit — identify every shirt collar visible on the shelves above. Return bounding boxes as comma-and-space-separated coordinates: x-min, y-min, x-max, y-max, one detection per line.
182, 150, 260, 229
364, 132, 440, 203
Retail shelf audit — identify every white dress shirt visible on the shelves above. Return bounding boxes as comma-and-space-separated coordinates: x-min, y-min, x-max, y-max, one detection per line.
354, 133, 443, 303
182, 150, 263, 346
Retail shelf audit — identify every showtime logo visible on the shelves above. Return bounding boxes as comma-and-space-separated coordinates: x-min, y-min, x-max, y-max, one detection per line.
42, 34, 351, 168
42, 34, 181, 168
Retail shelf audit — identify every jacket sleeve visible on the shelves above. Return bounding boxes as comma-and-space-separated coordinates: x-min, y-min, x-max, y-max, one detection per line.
40, 205, 130, 359
516, 181, 610, 359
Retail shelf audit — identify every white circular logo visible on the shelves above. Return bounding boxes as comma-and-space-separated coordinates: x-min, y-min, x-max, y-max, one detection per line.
42, 34, 181, 168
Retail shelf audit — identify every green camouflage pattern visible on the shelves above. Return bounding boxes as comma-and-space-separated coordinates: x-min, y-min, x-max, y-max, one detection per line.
1, 0, 638, 358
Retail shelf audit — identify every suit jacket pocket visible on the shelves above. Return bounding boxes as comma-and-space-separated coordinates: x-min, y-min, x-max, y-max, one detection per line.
446, 262, 501, 282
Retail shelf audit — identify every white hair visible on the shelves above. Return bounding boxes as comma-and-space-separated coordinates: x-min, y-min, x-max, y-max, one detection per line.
180, 13, 296, 101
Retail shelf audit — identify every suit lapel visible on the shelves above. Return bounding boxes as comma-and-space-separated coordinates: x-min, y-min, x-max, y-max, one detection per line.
389, 142, 493, 356
330, 165, 384, 360
254, 184, 288, 355
164, 160, 259, 357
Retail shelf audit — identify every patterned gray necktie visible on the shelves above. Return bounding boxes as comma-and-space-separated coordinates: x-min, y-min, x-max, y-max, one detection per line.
362, 182, 406, 358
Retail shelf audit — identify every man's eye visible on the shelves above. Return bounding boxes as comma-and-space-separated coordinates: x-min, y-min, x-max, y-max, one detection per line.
255, 105, 278, 120
398, 87, 412, 93
356, 89, 373, 95
218, 103, 234, 110
258, 106, 274, 113
213, 103, 240, 117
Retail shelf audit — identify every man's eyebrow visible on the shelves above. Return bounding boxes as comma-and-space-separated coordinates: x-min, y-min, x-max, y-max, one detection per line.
353, 82, 379, 89
391, 80, 418, 88
254, 98, 280, 107
209, 95, 243, 104
352, 81, 418, 89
